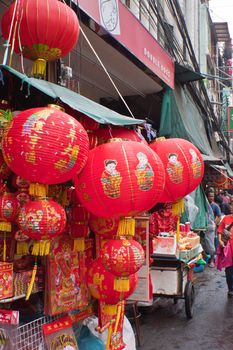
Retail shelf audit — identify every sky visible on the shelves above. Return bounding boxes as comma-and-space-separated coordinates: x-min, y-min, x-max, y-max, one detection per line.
209, 0, 233, 39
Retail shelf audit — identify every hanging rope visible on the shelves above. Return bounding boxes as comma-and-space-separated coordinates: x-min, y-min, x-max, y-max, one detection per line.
2, 0, 19, 65
79, 26, 135, 119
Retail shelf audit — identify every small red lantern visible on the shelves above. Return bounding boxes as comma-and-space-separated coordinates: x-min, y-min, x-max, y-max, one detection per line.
101, 239, 145, 291
1, 0, 80, 77
89, 215, 119, 237
93, 127, 145, 146
87, 258, 138, 314
76, 140, 165, 218
2, 107, 89, 187
18, 198, 66, 255
0, 192, 18, 232
150, 138, 204, 202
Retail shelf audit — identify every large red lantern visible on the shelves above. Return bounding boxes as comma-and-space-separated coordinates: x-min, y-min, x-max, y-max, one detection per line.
150, 138, 204, 202
76, 140, 165, 218
87, 258, 138, 314
18, 198, 66, 255
1, 0, 79, 76
2, 107, 89, 187
101, 239, 145, 291
93, 127, 145, 146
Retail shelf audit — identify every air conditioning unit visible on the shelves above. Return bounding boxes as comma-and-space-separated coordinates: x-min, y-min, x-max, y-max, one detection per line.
63, 66, 73, 79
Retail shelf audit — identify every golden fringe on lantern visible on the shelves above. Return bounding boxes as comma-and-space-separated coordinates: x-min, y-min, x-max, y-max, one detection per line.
16, 242, 29, 256
32, 58, 46, 78
32, 240, 50, 256
104, 304, 118, 316
0, 222, 11, 232
117, 217, 135, 237
25, 258, 37, 300
172, 198, 184, 216
29, 183, 48, 197
114, 277, 129, 292
73, 238, 85, 252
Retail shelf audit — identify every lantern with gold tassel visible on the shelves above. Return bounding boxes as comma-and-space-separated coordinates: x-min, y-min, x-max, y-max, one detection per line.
101, 239, 145, 292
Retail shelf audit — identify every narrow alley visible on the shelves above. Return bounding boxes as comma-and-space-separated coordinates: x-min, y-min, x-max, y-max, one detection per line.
139, 268, 233, 350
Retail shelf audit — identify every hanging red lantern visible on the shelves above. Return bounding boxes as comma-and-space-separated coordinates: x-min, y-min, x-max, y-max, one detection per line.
2, 107, 89, 192
93, 127, 145, 146
89, 215, 119, 238
87, 258, 138, 315
150, 138, 204, 202
76, 140, 165, 219
1, 0, 80, 77
101, 239, 145, 291
0, 192, 18, 232
17, 198, 66, 255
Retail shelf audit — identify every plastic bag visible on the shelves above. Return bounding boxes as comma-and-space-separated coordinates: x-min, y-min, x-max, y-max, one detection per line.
184, 194, 199, 228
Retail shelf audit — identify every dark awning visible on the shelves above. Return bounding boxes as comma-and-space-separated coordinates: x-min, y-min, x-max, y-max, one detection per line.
175, 62, 205, 84
0, 65, 145, 126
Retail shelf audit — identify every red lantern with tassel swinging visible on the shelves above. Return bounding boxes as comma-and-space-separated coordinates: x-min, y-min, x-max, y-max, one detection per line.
2, 107, 89, 195
17, 198, 66, 256
150, 137, 204, 202
101, 239, 145, 291
1, 0, 80, 77
87, 258, 138, 315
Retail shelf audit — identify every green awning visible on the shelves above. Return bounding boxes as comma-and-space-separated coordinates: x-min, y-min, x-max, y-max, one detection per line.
175, 62, 205, 83
0, 65, 144, 126
159, 86, 221, 159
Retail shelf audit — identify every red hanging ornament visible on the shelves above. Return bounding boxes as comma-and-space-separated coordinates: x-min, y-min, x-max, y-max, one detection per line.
17, 198, 66, 255
89, 215, 119, 238
93, 127, 145, 146
87, 258, 138, 315
76, 140, 165, 218
2, 107, 89, 195
0, 192, 18, 232
101, 239, 145, 292
150, 138, 204, 202
1, 0, 80, 77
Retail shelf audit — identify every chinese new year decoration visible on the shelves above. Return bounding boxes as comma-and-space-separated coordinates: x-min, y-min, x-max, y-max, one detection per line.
1, 0, 80, 77
93, 127, 145, 146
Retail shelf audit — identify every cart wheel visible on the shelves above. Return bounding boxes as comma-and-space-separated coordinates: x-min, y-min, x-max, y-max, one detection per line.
184, 281, 195, 319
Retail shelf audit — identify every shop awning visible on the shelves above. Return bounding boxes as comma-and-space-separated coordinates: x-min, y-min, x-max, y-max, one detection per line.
0, 65, 145, 126
175, 62, 205, 84
159, 86, 222, 161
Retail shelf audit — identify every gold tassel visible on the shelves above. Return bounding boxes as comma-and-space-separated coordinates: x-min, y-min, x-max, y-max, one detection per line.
16, 242, 29, 256
104, 304, 117, 316
45, 240, 50, 255
39, 240, 46, 256
25, 258, 37, 301
29, 183, 48, 197
113, 303, 122, 334
3, 233, 6, 262
114, 277, 130, 292
117, 217, 135, 237
0, 222, 11, 232
73, 238, 85, 252
31, 240, 50, 256
172, 198, 184, 216
32, 241, 40, 256
106, 321, 113, 350
32, 58, 46, 78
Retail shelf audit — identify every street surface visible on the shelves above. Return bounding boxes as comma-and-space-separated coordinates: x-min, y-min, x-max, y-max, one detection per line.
138, 267, 233, 350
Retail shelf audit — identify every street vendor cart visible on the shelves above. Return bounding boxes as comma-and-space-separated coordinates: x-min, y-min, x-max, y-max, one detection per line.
150, 239, 202, 319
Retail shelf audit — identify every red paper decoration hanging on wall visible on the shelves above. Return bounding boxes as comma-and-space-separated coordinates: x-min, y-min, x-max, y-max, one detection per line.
18, 198, 66, 255
150, 138, 204, 202
1, 0, 80, 76
76, 140, 165, 218
2, 107, 89, 185
87, 258, 138, 314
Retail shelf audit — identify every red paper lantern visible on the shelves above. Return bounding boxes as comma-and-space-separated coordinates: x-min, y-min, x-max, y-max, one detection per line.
87, 258, 138, 312
1, 0, 79, 75
150, 138, 204, 202
89, 215, 119, 237
76, 141, 165, 218
18, 198, 66, 255
2, 107, 89, 185
93, 127, 145, 146
0, 192, 18, 232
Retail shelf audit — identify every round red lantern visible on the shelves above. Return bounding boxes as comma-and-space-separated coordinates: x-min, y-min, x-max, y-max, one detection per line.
150, 138, 204, 202
101, 239, 144, 291
87, 258, 138, 314
1, 0, 79, 76
89, 215, 119, 237
2, 107, 89, 186
18, 198, 66, 255
93, 127, 145, 146
0, 192, 18, 232
76, 140, 165, 218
